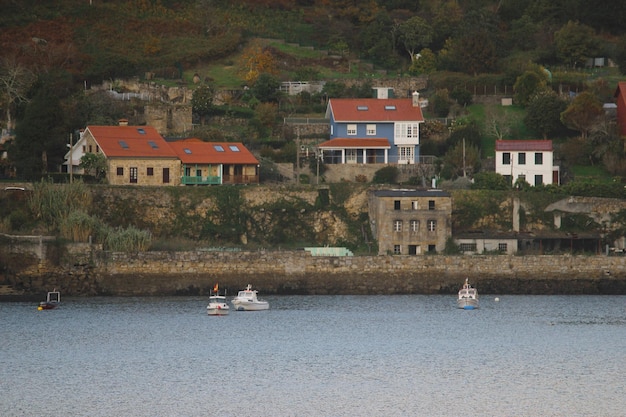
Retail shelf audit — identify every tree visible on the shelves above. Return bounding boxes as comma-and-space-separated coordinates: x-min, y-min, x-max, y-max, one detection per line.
524, 91, 567, 139
443, 141, 480, 178
397, 16, 433, 67
251, 73, 281, 103
11, 76, 66, 179
513, 69, 550, 106
560, 91, 603, 139
410, 48, 437, 75
191, 84, 216, 125
79, 153, 107, 181
0, 57, 35, 130
238, 43, 278, 85
554, 21, 598, 68
453, 29, 498, 76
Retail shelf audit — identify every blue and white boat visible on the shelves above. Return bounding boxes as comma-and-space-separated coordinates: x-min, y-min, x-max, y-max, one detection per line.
457, 278, 479, 310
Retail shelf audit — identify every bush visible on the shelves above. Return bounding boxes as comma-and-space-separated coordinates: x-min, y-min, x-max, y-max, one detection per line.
372, 166, 399, 184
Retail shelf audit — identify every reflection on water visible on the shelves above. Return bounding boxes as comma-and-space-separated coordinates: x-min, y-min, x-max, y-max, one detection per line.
1, 295, 625, 416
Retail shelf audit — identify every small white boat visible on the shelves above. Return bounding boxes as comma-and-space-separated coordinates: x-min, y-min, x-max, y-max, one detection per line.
38, 289, 60, 310
232, 284, 269, 311
207, 284, 229, 316
457, 278, 479, 310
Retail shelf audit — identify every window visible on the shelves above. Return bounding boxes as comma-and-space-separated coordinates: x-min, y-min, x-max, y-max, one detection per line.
460, 243, 477, 252
428, 245, 436, 253
534, 175, 543, 186
89, 145, 93, 152
427, 220, 436, 232
535, 152, 543, 165
129, 167, 138, 183
393, 245, 401, 255
185, 167, 191, 176
116, 167, 123, 176
411, 201, 419, 210
229, 145, 240, 152
394, 200, 401, 210
518, 152, 526, 165
346, 149, 357, 163
502, 152, 511, 165
410, 220, 419, 232
366, 124, 376, 135
395, 123, 420, 140
196, 169, 202, 177
428, 200, 435, 210
213, 145, 225, 152
394, 220, 403, 232
148, 140, 159, 149
498, 243, 508, 252
347, 124, 357, 135
96, 146, 100, 153
399, 146, 414, 163
163, 168, 170, 183
147, 167, 154, 176
118, 141, 128, 149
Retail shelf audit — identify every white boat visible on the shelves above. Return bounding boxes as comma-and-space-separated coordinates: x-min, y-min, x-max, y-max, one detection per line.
232, 284, 269, 311
457, 278, 479, 310
38, 289, 60, 310
207, 284, 229, 316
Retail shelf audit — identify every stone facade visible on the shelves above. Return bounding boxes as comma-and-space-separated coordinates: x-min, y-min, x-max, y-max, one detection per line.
368, 189, 452, 255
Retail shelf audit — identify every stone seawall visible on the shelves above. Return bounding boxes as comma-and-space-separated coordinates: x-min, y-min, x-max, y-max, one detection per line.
4, 248, 626, 297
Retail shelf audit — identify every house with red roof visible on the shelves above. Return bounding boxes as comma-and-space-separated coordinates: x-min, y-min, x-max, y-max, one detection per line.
319, 91, 424, 165
168, 139, 259, 185
614, 82, 626, 138
81, 124, 180, 186
495, 139, 560, 186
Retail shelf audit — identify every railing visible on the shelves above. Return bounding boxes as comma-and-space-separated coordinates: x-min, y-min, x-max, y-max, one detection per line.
181, 175, 221, 185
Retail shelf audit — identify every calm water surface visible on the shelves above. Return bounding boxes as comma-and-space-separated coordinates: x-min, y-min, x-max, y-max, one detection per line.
1, 295, 625, 417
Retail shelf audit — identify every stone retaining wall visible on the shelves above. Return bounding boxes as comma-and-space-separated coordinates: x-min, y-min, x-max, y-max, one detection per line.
3, 246, 626, 297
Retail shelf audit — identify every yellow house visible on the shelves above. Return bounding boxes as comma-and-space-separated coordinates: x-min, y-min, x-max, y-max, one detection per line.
82, 124, 180, 186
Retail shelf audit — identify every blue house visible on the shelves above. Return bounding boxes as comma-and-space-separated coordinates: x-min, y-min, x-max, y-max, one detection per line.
319, 92, 424, 165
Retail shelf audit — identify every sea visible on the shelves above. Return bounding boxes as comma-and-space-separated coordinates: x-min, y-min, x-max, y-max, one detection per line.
1, 294, 625, 417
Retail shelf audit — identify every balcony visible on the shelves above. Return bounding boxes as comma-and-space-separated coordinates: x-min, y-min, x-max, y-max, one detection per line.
181, 175, 221, 185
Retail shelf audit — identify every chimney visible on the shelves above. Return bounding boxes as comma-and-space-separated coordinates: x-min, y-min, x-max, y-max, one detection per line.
118, 119, 129, 126
412, 91, 420, 107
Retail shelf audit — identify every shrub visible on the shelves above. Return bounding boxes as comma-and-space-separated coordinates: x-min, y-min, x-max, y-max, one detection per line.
372, 166, 399, 184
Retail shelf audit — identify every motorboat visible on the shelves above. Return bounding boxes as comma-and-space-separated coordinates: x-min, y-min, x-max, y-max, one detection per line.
231, 284, 269, 311
38, 289, 60, 310
457, 278, 479, 310
207, 284, 229, 316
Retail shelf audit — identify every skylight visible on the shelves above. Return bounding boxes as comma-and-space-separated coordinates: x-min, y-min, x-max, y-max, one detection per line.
214, 145, 225, 152
184, 148, 192, 154
137, 128, 146, 134
148, 140, 159, 149
384, 105, 396, 110
357, 106, 369, 111
118, 140, 129, 149
229, 145, 240, 152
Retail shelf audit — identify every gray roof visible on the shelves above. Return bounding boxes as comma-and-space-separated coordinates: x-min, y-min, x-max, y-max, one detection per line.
372, 189, 450, 198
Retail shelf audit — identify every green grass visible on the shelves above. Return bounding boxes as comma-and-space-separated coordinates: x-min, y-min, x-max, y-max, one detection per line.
569, 165, 614, 182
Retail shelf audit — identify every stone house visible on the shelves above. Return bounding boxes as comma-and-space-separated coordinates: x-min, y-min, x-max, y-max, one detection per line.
319, 89, 424, 166
168, 138, 259, 185
494, 139, 560, 186
82, 123, 180, 186
368, 189, 452, 255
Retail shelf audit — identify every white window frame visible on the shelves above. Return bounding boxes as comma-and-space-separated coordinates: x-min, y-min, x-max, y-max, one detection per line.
398, 146, 414, 163
347, 124, 357, 135
346, 149, 357, 163
366, 124, 376, 135
394, 220, 403, 232
427, 219, 436, 232
395, 123, 420, 142
410, 220, 419, 232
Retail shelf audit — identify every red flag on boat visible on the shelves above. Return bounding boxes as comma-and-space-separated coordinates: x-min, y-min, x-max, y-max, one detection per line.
213, 283, 219, 293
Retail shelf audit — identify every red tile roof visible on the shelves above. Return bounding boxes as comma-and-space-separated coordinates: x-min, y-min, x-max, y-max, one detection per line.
168, 139, 259, 164
318, 138, 391, 148
86, 126, 177, 158
495, 139, 553, 151
327, 98, 424, 122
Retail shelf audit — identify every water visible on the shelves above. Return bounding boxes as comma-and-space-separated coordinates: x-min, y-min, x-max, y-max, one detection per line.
2, 295, 625, 417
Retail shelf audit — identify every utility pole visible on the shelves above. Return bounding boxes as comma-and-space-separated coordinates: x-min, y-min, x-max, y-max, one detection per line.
295, 127, 300, 184
69, 132, 73, 184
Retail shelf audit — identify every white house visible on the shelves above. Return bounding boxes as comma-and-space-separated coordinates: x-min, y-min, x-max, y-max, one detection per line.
495, 140, 559, 186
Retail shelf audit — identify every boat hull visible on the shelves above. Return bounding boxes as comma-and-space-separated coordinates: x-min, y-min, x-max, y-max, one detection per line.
38, 302, 58, 310
232, 301, 269, 311
207, 303, 229, 316
457, 299, 479, 310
